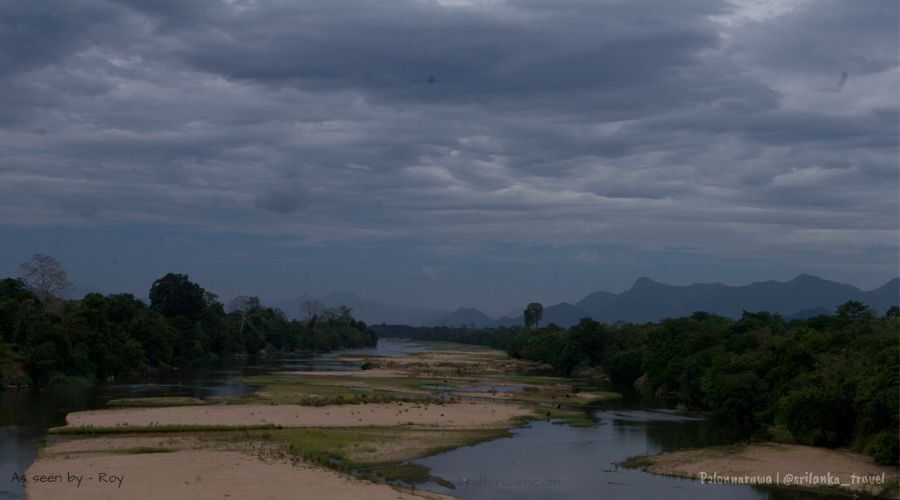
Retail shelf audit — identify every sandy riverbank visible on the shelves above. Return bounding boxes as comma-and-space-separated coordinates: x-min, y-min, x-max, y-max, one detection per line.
28, 344, 553, 499
339, 350, 520, 377
630, 442, 898, 497
25, 448, 447, 500
62, 401, 530, 429
275, 369, 406, 378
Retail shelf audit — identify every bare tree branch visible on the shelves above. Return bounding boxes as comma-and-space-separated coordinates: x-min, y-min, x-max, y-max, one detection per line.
20, 254, 72, 302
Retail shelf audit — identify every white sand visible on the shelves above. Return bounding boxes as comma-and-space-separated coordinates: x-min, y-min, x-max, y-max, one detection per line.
25, 450, 445, 500
640, 442, 898, 497
64, 401, 529, 429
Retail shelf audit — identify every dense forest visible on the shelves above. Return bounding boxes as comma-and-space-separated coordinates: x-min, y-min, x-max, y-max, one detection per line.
0, 271, 375, 389
375, 302, 900, 465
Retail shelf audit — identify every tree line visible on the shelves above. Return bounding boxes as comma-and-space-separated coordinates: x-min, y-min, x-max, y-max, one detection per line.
374, 301, 900, 465
0, 256, 375, 388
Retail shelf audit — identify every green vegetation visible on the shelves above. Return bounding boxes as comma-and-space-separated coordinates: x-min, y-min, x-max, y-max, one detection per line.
107, 397, 207, 408
112, 447, 177, 454
224, 376, 432, 406
363, 463, 456, 489
41, 446, 178, 461
618, 455, 654, 469
365, 463, 432, 484
528, 406, 595, 427
524, 302, 544, 328
237, 372, 618, 419
0, 337, 26, 386
380, 302, 900, 465
200, 426, 509, 474
0, 268, 376, 387
483, 373, 570, 385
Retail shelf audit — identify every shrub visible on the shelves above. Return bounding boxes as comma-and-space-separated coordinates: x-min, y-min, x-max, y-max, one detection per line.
864, 431, 899, 465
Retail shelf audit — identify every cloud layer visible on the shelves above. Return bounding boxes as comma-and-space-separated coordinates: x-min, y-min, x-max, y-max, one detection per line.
0, 0, 897, 308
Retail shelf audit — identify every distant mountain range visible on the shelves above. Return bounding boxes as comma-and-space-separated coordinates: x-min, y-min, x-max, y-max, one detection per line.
62, 273, 898, 328
269, 274, 898, 328
429, 274, 900, 328
429, 307, 495, 327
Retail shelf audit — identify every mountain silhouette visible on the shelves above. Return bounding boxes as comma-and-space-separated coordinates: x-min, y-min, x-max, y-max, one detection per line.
272, 275, 898, 328
571, 274, 898, 325
429, 307, 495, 327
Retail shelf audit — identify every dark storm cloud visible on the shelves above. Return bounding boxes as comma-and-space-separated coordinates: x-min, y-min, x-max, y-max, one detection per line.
0, 0, 896, 274
0, 0, 105, 74
107, 0, 733, 112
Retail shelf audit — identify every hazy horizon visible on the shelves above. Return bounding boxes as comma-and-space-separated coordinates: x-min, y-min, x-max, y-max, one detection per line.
1, 0, 897, 316
1, 252, 896, 317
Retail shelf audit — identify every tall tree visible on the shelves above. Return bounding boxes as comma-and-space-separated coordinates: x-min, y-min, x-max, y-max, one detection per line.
227, 295, 262, 337
836, 300, 875, 320
524, 302, 543, 328
149, 273, 206, 320
337, 305, 353, 323
19, 254, 72, 302
301, 299, 324, 321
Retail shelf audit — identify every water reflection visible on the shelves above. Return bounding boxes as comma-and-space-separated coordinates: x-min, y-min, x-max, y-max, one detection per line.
414, 409, 854, 500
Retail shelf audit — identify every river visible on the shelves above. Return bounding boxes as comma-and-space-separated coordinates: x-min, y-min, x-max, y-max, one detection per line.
1, 339, 851, 500
413, 405, 852, 500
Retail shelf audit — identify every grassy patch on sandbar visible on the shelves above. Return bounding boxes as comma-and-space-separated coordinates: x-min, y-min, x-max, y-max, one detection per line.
107, 397, 206, 408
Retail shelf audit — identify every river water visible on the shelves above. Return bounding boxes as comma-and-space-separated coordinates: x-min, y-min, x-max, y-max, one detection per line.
0, 339, 851, 500
414, 405, 851, 500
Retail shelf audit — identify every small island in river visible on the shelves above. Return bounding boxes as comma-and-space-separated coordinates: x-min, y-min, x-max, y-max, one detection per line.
622, 442, 898, 498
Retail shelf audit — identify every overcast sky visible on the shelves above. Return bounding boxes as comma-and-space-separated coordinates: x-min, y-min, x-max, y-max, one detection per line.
0, 0, 897, 315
